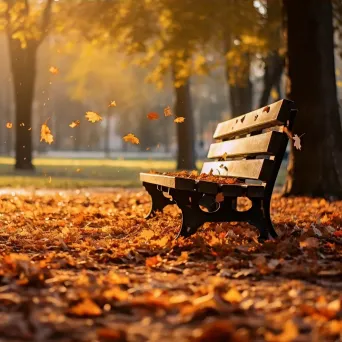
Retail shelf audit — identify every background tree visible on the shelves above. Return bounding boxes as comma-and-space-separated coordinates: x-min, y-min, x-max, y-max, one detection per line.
283, 0, 342, 198
0, 0, 54, 170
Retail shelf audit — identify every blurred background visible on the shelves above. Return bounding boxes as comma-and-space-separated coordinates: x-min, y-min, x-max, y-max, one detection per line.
0, 0, 341, 190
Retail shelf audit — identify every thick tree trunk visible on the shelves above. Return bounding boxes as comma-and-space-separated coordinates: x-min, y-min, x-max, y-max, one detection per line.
172, 66, 196, 170
283, 0, 342, 198
259, 52, 284, 107
8, 39, 37, 170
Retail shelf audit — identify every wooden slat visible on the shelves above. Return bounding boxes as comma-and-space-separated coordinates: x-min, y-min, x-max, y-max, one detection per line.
207, 131, 283, 159
213, 99, 294, 140
140, 173, 196, 190
201, 159, 274, 182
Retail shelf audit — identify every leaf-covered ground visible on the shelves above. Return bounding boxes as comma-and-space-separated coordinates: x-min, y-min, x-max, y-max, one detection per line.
0, 190, 341, 342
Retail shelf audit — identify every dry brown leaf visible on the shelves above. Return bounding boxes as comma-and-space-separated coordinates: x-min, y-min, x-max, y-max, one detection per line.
6, 122, 12, 129
164, 106, 172, 116
147, 112, 159, 120
85, 111, 102, 123
265, 319, 298, 342
123, 133, 139, 145
293, 134, 302, 150
69, 120, 80, 128
69, 298, 102, 317
97, 327, 127, 342
49, 66, 59, 75
108, 100, 117, 107
300, 237, 319, 249
40, 121, 54, 144
174, 117, 185, 123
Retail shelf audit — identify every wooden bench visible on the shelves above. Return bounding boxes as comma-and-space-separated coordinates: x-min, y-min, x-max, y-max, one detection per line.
140, 99, 297, 242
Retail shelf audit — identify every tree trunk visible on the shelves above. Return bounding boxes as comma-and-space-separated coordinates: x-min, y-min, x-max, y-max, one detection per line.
172, 66, 196, 170
7, 38, 37, 170
259, 52, 284, 107
283, 0, 342, 198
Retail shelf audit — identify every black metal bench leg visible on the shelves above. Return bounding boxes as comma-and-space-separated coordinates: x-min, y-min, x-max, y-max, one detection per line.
249, 199, 276, 242
143, 183, 174, 219
176, 205, 204, 239
262, 200, 278, 239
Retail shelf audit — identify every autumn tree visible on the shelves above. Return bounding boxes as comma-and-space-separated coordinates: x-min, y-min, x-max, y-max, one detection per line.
0, 0, 54, 170
283, 0, 342, 198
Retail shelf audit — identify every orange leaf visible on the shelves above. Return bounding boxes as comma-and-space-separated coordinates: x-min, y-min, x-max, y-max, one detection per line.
40, 121, 54, 144
147, 112, 159, 120
293, 134, 302, 150
49, 66, 59, 75
6, 122, 12, 129
69, 120, 80, 128
164, 106, 173, 116
108, 100, 117, 107
222, 287, 242, 303
123, 133, 139, 145
174, 117, 185, 123
85, 111, 102, 123
69, 298, 102, 317
146, 255, 162, 267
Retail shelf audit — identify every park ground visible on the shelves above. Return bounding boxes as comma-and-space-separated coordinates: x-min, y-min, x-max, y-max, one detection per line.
0, 156, 287, 189
0, 188, 341, 341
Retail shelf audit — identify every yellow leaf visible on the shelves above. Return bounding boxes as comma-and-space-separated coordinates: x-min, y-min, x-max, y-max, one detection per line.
49, 66, 59, 75
222, 287, 242, 303
270, 88, 279, 100
123, 133, 139, 145
6, 122, 12, 129
69, 298, 102, 317
108, 100, 117, 107
40, 122, 54, 144
85, 111, 102, 123
69, 120, 80, 128
337, 80, 342, 88
147, 112, 159, 120
164, 106, 172, 116
174, 117, 185, 123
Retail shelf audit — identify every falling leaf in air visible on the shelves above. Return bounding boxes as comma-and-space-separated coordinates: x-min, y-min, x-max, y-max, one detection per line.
108, 100, 117, 107
123, 133, 140, 145
219, 152, 228, 161
6, 122, 12, 129
263, 106, 271, 113
69, 120, 80, 128
164, 106, 172, 116
174, 117, 185, 123
49, 66, 59, 75
293, 134, 302, 150
85, 111, 102, 123
147, 112, 159, 120
40, 120, 54, 144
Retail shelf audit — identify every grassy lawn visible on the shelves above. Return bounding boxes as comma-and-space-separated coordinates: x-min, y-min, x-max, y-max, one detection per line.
0, 156, 287, 189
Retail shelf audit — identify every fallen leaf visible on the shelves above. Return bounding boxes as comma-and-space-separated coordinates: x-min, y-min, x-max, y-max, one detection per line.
300, 237, 319, 249
263, 106, 271, 113
85, 111, 102, 123
6, 122, 12, 129
164, 106, 172, 116
123, 133, 139, 145
265, 319, 298, 342
108, 100, 117, 107
40, 121, 54, 144
174, 117, 185, 123
69, 120, 80, 128
49, 66, 59, 75
146, 255, 162, 268
69, 298, 102, 317
147, 112, 159, 120
222, 287, 242, 303
97, 328, 127, 342
293, 134, 302, 150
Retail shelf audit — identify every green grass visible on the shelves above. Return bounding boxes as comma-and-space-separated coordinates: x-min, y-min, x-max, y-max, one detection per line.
0, 156, 286, 189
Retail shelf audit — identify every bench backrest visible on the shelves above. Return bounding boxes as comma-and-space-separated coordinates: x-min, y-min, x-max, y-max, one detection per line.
201, 99, 297, 194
